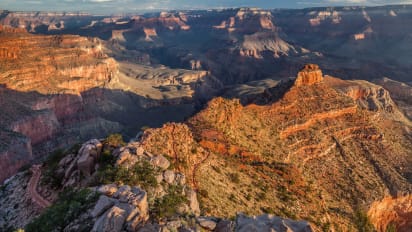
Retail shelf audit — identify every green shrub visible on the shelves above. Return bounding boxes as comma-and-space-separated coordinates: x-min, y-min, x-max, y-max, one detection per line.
96, 160, 158, 190
98, 149, 116, 166
25, 188, 99, 232
386, 223, 396, 232
198, 189, 209, 198
228, 173, 240, 184
104, 133, 126, 147
152, 185, 188, 219
41, 149, 65, 189
354, 209, 375, 232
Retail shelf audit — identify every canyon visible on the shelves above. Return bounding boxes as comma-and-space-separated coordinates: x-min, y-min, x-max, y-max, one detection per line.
0, 5, 411, 231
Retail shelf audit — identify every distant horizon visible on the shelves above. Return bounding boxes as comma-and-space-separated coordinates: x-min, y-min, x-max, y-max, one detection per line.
1, 0, 411, 15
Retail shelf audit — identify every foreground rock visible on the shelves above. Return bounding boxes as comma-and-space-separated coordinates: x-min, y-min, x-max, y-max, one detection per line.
93, 185, 149, 232
235, 214, 313, 232
57, 139, 103, 187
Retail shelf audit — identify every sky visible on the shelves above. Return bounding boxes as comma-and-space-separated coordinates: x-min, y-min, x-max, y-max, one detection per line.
0, 0, 411, 14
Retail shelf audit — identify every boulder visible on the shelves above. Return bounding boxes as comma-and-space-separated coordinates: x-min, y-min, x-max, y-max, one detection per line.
138, 223, 160, 232
92, 206, 126, 232
175, 173, 186, 185
116, 203, 140, 222
150, 155, 170, 170
185, 189, 200, 216
129, 189, 148, 218
76, 140, 102, 177
77, 153, 95, 177
91, 195, 115, 218
215, 220, 234, 232
156, 173, 164, 183
196, 217, 217, 230
136, 146, 145, 156
163, 170, 175, 184
235, 213, 313, 232
97, 184, 118, 196
116, 149, 139, 168
114, 185, 132, 198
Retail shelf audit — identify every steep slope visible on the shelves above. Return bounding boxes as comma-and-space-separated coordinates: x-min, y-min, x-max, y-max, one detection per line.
0, 27, 120, 182
0, 26, 208, 183
141, 64, 412, 231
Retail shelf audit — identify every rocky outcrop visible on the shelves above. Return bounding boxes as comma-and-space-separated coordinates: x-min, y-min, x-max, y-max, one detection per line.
56, 139, 103, 187
76, 139, 103, 177
235, 214, 313, 232
92, 185, 149, 232
373, 77, 412, 120
294, 64, 323, 86
326, 76, 411, 123
368, 195, 412, 232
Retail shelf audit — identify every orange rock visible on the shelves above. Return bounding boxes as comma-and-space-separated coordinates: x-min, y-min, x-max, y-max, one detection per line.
368, 195, 412, 232
294, 64, 323, 86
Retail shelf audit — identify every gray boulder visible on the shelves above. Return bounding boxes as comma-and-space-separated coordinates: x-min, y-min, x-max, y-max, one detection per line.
91, 195, 115, 218
92, 206, 126, 232
151, 155, 170, 170
163, 170, 175, 184
185, 189, 200, 216
197, 216, 217, 230
235, 213, 313, 232
76, 140, 102, 177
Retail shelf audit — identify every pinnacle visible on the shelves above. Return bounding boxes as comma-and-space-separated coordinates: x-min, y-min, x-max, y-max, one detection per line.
294, 64, 323, 86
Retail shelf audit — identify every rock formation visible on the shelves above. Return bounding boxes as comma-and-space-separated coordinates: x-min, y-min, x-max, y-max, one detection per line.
368, 195, 412, 232
92, 185, 149, 232
294, 64, 323, 86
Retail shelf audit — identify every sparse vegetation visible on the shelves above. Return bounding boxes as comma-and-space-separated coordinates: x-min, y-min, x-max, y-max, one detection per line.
152, 185, 188, 219
228, 172, 240, 184
96, 160, 158, 190
386, 223, 396, 232
41, 149, 65, 189
41, 143, 82, 189
25, 188, 99, 232
354, 209, 375, 232
104, 133, 126, 147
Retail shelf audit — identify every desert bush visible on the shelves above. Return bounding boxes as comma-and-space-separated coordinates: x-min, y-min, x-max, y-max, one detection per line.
26, 188, 99, 232
152, 185, 188, 219
104, 133, 126, 147
228, 172, 240, 184
354, 209, 375, 232
96, 160, 158, 190
41, 149, 65, 189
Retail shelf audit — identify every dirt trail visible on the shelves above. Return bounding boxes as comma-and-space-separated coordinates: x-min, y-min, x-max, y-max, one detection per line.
28, 165, 51, 208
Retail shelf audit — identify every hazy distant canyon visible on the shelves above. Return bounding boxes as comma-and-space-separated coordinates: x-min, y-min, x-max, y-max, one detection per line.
1, 5, 412, 183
